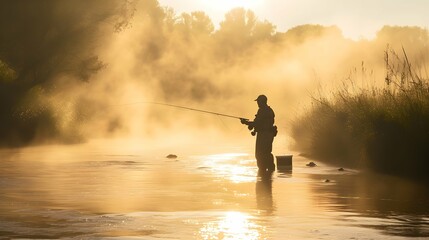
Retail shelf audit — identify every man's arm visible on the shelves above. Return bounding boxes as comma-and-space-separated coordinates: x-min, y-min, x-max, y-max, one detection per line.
240, 118, 255, 130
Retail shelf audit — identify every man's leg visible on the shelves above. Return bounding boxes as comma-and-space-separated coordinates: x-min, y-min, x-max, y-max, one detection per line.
262, 133, 275, 171
255, 134, 266, 170
266, 153, 275, 171
256, 132, 275, 171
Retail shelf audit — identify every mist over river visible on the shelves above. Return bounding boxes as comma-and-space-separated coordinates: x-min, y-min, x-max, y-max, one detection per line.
1, 140, 428, 239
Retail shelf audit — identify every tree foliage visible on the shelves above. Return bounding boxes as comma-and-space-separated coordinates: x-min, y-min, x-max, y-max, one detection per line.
0, 0, 136, 146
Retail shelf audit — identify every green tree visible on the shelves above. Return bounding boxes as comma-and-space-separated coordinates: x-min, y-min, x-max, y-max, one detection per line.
215, 8, 276, 58
177, 11, 214, 38
0, 0, 135, 146
279, 24, 343, 44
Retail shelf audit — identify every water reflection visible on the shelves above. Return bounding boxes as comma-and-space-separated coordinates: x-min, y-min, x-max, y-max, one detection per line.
256, 170, 274, 214
307, 171, 429, 237
277, 169, 293, 178
199, 211, 261, 240
200, 153, 256, 183
1, 145, 428, 238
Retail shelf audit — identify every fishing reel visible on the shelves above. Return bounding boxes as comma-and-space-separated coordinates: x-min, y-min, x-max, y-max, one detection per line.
248, 125, 256, 136
240, 118, 256, 136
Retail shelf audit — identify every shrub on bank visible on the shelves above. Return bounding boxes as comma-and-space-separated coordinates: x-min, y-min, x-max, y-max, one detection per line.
291, 49, 429, 181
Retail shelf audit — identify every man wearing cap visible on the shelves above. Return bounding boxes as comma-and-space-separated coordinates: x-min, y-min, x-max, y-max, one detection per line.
241, 95, 277, 172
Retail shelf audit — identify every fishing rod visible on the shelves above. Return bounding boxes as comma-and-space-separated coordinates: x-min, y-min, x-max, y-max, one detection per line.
148, 102, 249, 121
113, 101, 249, 121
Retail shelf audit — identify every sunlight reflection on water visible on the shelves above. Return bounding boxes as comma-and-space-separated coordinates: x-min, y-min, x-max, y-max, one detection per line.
199, 211, 260, 240
0, 143, 428, 239
200, 153, 256, 183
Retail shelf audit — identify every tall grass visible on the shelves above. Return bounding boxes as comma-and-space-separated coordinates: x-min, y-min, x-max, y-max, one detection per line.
291, 46, 429, 181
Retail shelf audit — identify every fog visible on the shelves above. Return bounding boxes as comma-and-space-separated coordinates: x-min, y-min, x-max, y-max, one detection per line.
1, 0, 428, 148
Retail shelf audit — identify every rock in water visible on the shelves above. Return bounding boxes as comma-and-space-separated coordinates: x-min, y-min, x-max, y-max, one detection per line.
306, 162, 317, 167
338, 168, 345, 171
166, 154, 178, 159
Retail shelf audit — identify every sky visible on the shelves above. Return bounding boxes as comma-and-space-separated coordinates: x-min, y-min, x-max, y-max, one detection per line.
158, 0, 429, 40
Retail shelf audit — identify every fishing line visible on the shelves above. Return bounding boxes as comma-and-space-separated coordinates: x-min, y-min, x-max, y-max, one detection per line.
216, 114, 230, 131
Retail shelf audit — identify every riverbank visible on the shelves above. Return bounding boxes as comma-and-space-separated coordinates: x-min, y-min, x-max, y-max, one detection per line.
291, 51, 429, 182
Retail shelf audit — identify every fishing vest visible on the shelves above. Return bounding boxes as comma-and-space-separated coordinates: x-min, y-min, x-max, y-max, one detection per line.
253, 106, 275, 132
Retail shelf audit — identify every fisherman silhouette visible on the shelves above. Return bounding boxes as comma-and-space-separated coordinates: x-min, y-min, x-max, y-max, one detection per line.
241, 95, 277, 171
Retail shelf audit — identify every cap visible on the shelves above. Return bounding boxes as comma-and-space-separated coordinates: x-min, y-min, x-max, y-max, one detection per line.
254, 94, 267, 102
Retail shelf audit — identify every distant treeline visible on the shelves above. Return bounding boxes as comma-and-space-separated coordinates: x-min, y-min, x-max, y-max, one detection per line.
1, 0, 429, 147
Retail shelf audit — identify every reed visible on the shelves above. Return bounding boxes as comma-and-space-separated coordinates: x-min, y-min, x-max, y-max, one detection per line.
291, 47, 429, 181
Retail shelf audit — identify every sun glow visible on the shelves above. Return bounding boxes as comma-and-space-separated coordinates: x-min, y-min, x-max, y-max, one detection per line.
201, 0, 263, 12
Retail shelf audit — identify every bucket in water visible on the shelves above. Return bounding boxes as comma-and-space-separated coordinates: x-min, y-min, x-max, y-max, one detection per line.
276, 155, 293, 170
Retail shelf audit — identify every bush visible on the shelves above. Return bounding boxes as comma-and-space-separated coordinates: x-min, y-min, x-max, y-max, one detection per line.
291, 48, 429, 182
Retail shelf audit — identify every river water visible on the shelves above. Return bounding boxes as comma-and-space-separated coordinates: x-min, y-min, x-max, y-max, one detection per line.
0, 140, 428, 239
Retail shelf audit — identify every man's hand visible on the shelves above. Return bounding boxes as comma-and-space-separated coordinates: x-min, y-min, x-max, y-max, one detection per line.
240, 118, 249, 125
